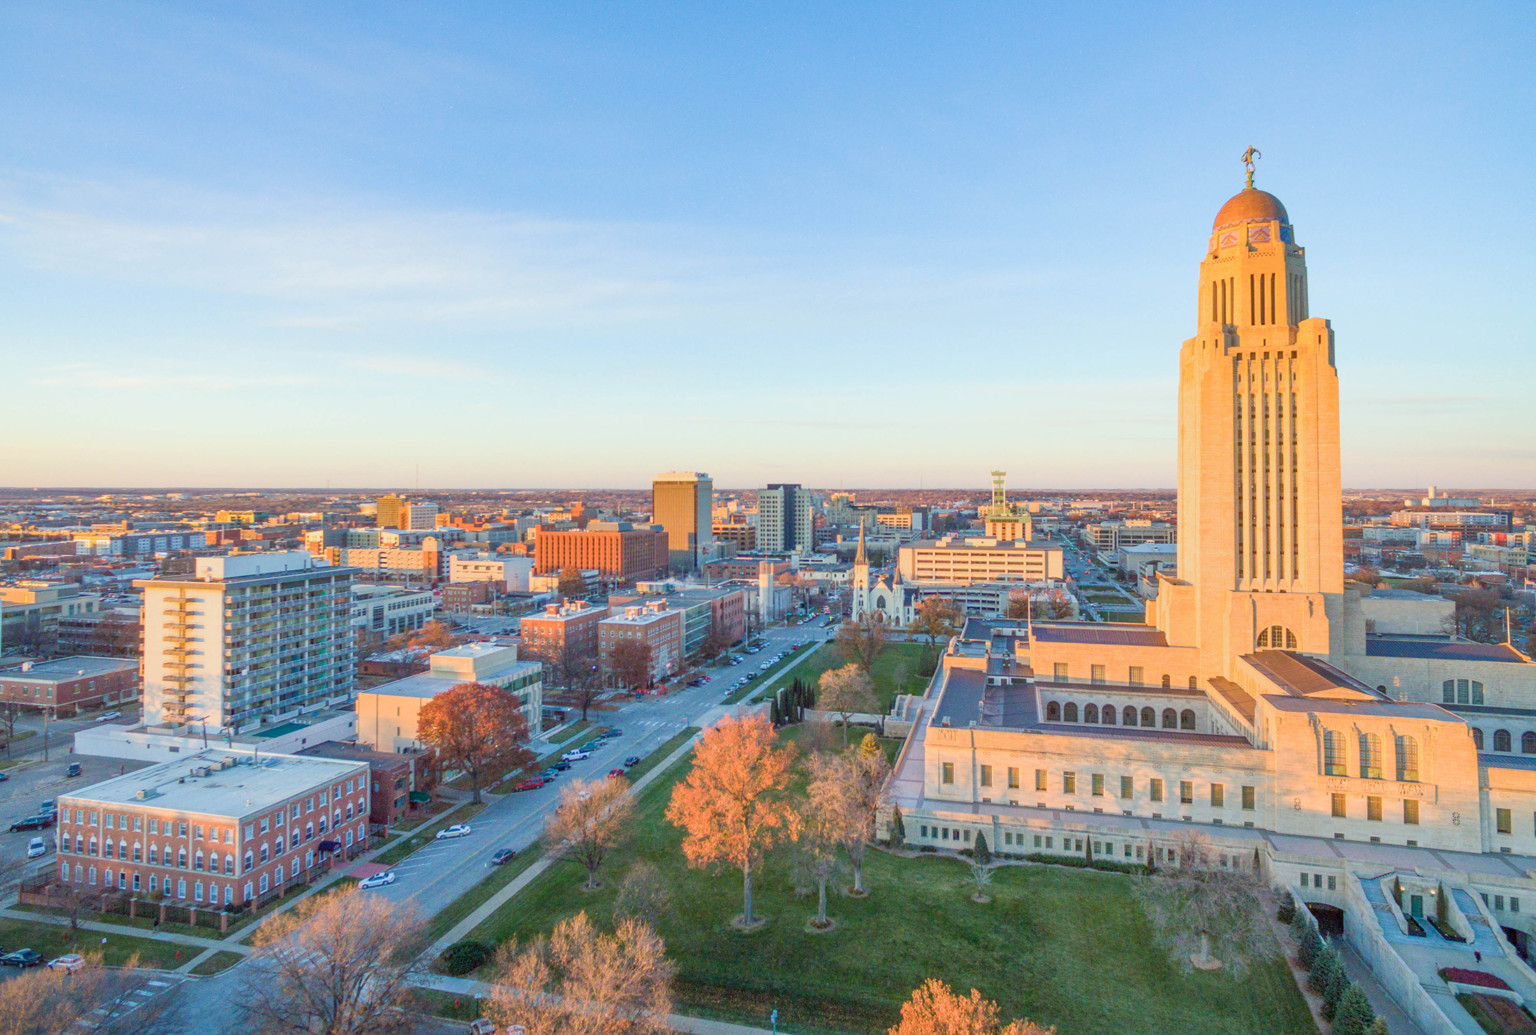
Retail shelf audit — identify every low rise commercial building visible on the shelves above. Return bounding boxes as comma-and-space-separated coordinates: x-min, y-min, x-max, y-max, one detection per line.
356, 643, 542, 752
350, 584, 435, 640
449, 554, 534, 592
519, 601, 610, 670
1083, 519, 1176, 553
54, 748, 371, 908
0, 583, 103, 653
0, 656, 140, 715
299, 742, 429, 829
598, 602, 683, 686
896, 537, 1065, 585
534, 522, 670, 580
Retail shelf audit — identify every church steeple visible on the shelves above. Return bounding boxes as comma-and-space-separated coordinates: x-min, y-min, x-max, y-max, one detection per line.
854, 522, 867, 565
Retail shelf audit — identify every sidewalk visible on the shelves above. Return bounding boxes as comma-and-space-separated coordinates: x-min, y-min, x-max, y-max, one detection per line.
414, 971, 775, 1035
425, 729, 702, 955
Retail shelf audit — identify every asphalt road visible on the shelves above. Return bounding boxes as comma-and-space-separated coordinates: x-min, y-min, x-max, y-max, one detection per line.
372, 620, 834, 919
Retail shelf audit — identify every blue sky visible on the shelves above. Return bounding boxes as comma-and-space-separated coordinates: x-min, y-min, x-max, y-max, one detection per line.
3, 2, 1532, 489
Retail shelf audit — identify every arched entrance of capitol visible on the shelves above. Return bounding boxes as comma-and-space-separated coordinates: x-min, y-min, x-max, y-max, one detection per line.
1307, 903, 1345, 939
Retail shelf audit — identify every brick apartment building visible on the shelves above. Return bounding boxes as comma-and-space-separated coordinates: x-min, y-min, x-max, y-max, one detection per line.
300, 742, 429, 829
598, 601, 684, 687
519, 601, 611, 671
0, 657, 140, 715
534, 521, 669, 580
54, 749, 370, 909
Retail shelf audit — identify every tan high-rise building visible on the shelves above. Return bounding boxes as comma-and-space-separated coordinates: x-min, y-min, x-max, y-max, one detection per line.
375, 494, 404, 528
1153, 173, 1343, 677
652, 472, 713, 571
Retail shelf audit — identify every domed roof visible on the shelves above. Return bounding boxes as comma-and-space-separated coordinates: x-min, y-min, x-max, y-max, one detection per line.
1213, 188, 1288, 230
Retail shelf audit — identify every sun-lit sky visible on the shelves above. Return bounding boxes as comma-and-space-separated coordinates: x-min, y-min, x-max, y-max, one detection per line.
3, 3, 1533, 490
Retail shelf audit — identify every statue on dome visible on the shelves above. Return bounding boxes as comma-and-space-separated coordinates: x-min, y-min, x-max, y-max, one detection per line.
1241, 145, 1262, 188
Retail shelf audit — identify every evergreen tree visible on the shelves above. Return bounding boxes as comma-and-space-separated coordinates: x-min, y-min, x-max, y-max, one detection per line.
1277, 892, 1296, 924
1322, 961, 1350, 1021
1298, 926, 1323, 970
1309, 944, 1340, 994
973, 832, 992, 866
1084, 838, 1093, 866
889, 806, 906, 848
1331, 984, 1375, 1035
1365, 1019, 1389, 1035
1289, 903, 1310, 943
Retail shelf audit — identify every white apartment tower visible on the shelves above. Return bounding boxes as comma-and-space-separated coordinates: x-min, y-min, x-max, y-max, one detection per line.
137, 552, 357, 733
757, 483, 814, 554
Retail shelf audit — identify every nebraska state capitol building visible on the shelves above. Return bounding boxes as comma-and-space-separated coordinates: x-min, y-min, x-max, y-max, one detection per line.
891, 165, 1536, 963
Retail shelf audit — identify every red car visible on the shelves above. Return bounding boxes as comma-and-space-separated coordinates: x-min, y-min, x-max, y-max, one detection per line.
513, 777, 547, 792
607, 768, 626, 779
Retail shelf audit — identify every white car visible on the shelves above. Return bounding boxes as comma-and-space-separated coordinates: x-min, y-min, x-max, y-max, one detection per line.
358, 871, 397, 889
46, 954, 84, 972
436, 824, 473, 840
561, 750, 591, 762
26, 837, 46, 858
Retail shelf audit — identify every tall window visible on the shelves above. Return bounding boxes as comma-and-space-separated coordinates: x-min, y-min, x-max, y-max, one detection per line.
1141, 707, 1156, 727
1395, 735, 1419, 781
1359, 733, 1382, 779
1123, 706, 1137, 726
1495, 729, 1512, 753
1162, 709, 1177, 729
1180, 709, 1196, 731
1084, 705, 1099, 724
1323, 730, 1347, 775
1063, 703, 1078, 723
1523, 732, 1536, 755
1473, 728, 1484, 750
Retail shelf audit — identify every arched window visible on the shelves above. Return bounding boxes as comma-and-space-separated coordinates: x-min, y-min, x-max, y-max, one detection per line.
1084, 704, 1099, 724
1046, 702, 1061, 722
224, 885, 234, 906
1188, 676, 1198, 690
1101, 706, 1115, 725
1523, 732, 1536, 755
1161, 674, 1171, 688
1323, 730, 1346, 775
1445, 679, 1487, 705
1161, 709, 1177, 729
1472, 728, 1484, 750
1359, 733, 1382, 779
1256, 625, 1298, 649
1495, 729, 1512, 753
1123, 706, 1137, 726
225, 854, 235, 875
243, 851, 253, 873
1141, 707, 1156, 727
1063, 703, 1078, 723
1180, 709, 1196, 731
1395, 734, 1419, 781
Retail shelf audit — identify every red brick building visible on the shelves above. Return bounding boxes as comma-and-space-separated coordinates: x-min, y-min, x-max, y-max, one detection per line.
534, 521, 669, 580
54, 749, 369, 909
598, 602, 684, 687
0, 656, 139, 715
300, 742, 429, 829
441, 581, 495, 614
519, 601, 611, 671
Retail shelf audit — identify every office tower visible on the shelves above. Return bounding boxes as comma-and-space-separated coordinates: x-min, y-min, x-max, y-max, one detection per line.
375, 494, 404, 528
652, 472, 714, 570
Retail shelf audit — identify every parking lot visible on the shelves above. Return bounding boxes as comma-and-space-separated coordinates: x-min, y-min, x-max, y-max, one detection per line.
0, 748, 153, 881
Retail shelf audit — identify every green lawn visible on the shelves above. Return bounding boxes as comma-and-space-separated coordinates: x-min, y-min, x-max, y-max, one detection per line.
374, 801, 488, 866
465, 740, 1312, 1035
724, 644, 819, 704
780, 641, 931, 712
549, 720, 592, 744
189, 949, 246, 975
426, 847, 544, 944
0, 917, 189, 970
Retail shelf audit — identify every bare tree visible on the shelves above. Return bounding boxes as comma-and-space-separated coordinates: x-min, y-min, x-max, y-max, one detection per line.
836, 612, 888, 671
796, 754, 853, 928
909, 597, 964, 670
543, 776, 635, 891
607, 640, 653, 690
0, 703, 19, 759
1135, 832, 1269, 973
552, 647, 603, 722
0, 953, 183, 1035
891, 979, 1054, 1035
238, 885, 426, 1035
614, 861, 672, 928
967, 862, 996, 904
486, 911, 674, 1035
844, 735, 891, 895
817, 663, 878, 747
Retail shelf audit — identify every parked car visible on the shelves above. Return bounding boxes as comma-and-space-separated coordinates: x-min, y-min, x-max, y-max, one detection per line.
358, 871, 397, 890
601, 728, 623, 739
9, 815, 53, 832
623, 755, 641, 767
436, 824, 473, 840
98, 711, 121, 721
561, 749, 591, 762
46, 953, 84, 972
1, 949, 42, 968
468, 1018, 498, 1035
607, 768, 626, 779
513, 777, 546, 792
27, 838, 46, 858
39, 801, 56, 815
0, 772, 7, 783
539, 768, 561, 781
490, 848, 516, 865
65, 763, 82, 778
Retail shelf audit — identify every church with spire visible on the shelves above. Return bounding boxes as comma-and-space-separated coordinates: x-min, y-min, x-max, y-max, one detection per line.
890, 157, 1536, 986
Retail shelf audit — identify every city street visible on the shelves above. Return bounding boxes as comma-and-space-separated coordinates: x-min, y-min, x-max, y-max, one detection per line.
374, 619, 834, 919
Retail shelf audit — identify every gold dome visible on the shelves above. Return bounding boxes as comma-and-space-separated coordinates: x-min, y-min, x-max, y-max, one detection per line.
1213, 188, 1288, 230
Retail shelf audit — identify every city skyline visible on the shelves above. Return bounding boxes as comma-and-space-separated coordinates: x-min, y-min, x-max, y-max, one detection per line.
4, 3, 1534, 488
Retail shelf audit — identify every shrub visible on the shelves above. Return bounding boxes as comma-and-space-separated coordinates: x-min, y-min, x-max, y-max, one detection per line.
1309, 944, 1340, 994
973, 832, 992, 867
888, 806, 906, 848
1277, 893, 1296, 923
437, 940, 492, 976
1298, 926, 1323, 970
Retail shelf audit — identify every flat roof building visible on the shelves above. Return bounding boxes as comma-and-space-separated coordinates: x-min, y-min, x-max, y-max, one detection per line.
356, 643, 542, 752
0, 656, 139, 716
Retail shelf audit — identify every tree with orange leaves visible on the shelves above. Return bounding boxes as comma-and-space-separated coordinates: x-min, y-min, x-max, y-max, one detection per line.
891, 979, 1055, 1035
665, 714, 800, 926
416, 682, 536, 804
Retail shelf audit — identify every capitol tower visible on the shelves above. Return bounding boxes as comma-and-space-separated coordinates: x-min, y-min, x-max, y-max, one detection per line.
1154, 150, 1346, 676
